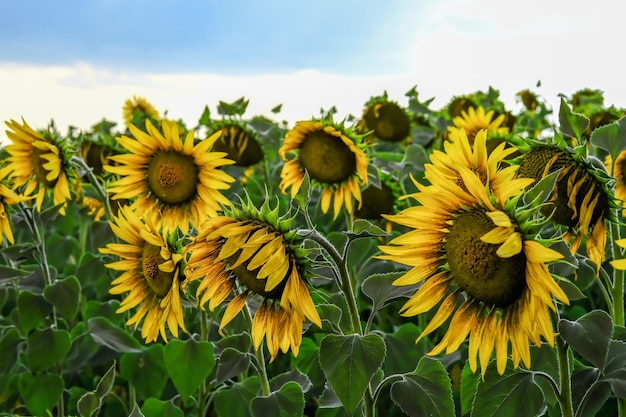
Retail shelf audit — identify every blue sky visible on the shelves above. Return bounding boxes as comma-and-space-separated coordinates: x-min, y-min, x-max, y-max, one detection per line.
0, 0, 426, 75
1, 0, 625, 142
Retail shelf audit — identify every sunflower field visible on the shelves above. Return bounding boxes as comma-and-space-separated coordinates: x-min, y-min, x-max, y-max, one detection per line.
0, 86, 625, 417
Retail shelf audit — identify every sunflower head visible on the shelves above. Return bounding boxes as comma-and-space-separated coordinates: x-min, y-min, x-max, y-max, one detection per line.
354, 172, 401, 221
123, 96, 160, 129
359, 95, 412, 143
209, 120, 264, 167
605, 150, 626, 214
184, 195, 321, 361
99, 204, 187, 343
377, 161, 570, 378
0, 164, 32, 244
449, 106, 510, 145
516, 135, 619, 272
105, 119, 235, 234
279, 117, 370, 219
1, 118, 78, 215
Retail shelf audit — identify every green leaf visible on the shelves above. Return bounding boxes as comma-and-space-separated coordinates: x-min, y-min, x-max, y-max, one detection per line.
603, 340, 626, 397
361, 272, 418, 313
198, 105, 211, 126
558, 309, 613, 370
522, 167, 560, 207
216, 347, 251, 384
141, 398, 185, 417
271, 103, 283, 114
0, 265, 31, 280
460, 361, 480, 417
25, 327, 71, 372
214, 376, 260, 417
95, 360, 117, 398
389, 357, 455, 417
120, 344, 168, 399
590, 115, 626, 161
0, 328, 22, 374
292, 171, 311, 212
269, 368, 312, 393
18, 371, 64, 417
318, 333, 386, 415
44, 275, 81, 321
571, 369, 611, 417
472, 367, 545, 417
88, 317, 143, 353
316, 303, 343, 333
17, 290, 52, 334
251, 381, 305, 417
558, 97, 589, 140
164, 338, 215, 400
346, 219, 388, 239
382, 323, 428, 376
77, 392, 100, 417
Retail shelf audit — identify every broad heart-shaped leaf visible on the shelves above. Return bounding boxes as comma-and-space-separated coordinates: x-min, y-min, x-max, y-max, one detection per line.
558, 309, 613, 370
269, 368, 312, 393
214, 376, 260, 417
88, 317, 143, 353
389, 357, 454, 417
361, 272, 419, 313
18, 371, 64, 417
471, 367, 545, 417
140, 398, 185, 417
164, 338, 215, 400
44, 275, 81, 321
120, 344, 168, 399
603, 340, 626, 397
250, 381, 305, 417
17, 290, 52, 334
571, 368, 612, 417
319, 333, 386, 415
590, 114, 626, 160
216, 347, 251, 385
558, 97, 589, 140
25, 327, 71, 372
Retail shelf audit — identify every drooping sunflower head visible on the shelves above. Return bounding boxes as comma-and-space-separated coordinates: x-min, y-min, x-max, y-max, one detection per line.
449, 106, 510, 145
99, 204, 187, 343
184, 196, 322, 361
377, 166, 570, 378
358, 95, 412, 143
0, 164, 32, 245
279, 118, 369, 219
516, 136, 618, 273
105, 119, 235, 235
123, 95, 160, 129
605, 150, 626, 214
209, 120, 264, 167
1, 118, 78, 215
80, 133, 121, 178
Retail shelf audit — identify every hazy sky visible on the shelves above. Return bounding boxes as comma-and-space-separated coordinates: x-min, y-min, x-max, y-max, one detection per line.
1, 0, 625, 142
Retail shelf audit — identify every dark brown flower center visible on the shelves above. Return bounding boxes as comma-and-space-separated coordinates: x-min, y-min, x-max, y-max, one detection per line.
446, 209, 527, 307
147, 151, 199, 205
355, 182, 395, 219
364, 102, 410, 143
297, 130, 357, 184
142, 244, 174, 297
212, 125, 264, 167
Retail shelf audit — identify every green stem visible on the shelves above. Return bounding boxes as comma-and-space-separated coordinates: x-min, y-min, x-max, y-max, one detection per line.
554, 312, 574, 417
610, 219, 625, 327
307, 230, 362, 335
198, 310, 209, 416
242, 304, 271, 396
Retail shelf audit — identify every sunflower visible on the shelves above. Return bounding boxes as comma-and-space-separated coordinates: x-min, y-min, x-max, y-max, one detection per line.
605, 150, 626, 215
123, 95, 160, 128
209, 120, 264, 167
378, 164, 570, 378
99, 204, 187, 343
450, 106, 510, 145
184, 197, 321, 361
0, 118, 75, 215
105, 120, 235, 235
359, 95, 412, 143
0, 166, 31, 244
279, 119, 369, 219
517, 138, 617, 273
